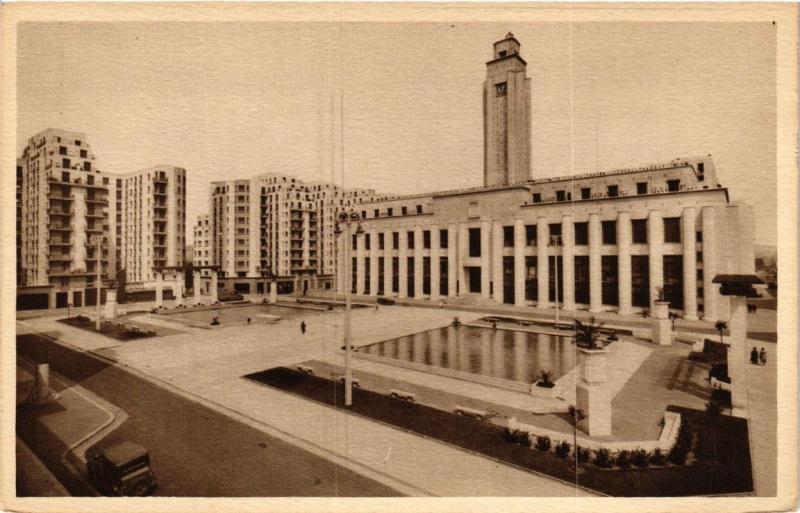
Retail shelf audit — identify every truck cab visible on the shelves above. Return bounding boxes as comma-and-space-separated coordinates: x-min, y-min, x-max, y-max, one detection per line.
86, 441, 157, 496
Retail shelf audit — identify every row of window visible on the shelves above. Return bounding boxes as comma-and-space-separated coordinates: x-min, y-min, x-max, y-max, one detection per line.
531, 178, 688, 204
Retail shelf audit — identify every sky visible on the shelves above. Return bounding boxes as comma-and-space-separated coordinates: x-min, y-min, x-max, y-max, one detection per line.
17, 21, 777, 246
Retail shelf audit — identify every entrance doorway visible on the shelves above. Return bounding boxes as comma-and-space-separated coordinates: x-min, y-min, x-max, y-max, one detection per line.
467, 267, 481, 293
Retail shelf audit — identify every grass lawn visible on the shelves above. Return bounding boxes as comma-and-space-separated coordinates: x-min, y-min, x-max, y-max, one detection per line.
246, 367, 753, 497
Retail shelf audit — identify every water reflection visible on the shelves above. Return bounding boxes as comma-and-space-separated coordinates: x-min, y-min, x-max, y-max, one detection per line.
357, 326, 576, 384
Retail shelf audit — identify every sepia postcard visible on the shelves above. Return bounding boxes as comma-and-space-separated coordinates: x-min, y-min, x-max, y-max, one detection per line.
1, 2, 797, 513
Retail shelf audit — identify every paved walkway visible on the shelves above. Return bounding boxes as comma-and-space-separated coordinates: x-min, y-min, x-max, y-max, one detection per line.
746, 348, 777, 496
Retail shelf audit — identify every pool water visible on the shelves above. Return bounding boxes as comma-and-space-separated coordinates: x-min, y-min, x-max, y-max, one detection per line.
356, 325, 576, 385
164, 304, 309, 326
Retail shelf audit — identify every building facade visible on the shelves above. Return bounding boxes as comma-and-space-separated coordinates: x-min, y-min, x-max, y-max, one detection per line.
335, 36, 755, 322
17, 129, 118, 309
117, 165, 187, 288
198, 174, 379, 295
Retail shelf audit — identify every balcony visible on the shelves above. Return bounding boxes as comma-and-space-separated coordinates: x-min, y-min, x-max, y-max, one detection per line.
153, 176, 168, 185
86, 197, 109, 206
86, 227, 104, 234
48, 224, 72, 232
48, 208, 74, 216
85, 211, 105, 219
49, 194, 74, 202
49, 254, 72, 262
154, 203, 167, 210
154, 188, 167, 196
49, 240, 72, 247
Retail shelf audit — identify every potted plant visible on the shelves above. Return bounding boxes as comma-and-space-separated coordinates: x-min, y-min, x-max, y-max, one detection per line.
535, 369, 555, 389
714, 320, 728, 345
573, 317, 605, 350
574, 318, 608, 385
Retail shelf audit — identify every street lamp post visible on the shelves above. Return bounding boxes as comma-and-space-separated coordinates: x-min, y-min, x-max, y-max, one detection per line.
550, 235, 562, 325
336, 211, 363, 407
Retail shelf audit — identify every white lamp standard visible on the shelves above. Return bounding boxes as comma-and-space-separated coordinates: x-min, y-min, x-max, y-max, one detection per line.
550, 234, 562, 325
336, 211, 363, 407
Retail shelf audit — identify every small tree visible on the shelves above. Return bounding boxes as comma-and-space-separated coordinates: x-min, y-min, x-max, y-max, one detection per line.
573, 317, 605, 350
714, 321, 728, 345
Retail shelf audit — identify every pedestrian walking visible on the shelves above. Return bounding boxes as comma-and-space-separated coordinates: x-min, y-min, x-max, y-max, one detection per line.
300, 321, 306, 334
759, 347, 767, 366
374, 304, 378, 313
750, 347, 759, 365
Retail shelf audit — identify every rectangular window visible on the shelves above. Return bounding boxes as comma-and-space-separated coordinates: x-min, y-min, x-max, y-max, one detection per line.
532, 193, 542, 203
62, 158, 71, 169
549, 223, 562, 238
525, 225, 537, 246
440, 229, 448, 248
664, 217, 681, 243
365, 233, 371, 251
468, 228, 481, 257
632, 219, 648, 244
407, 231, 415, 249
581, 187, 591, 200
378, 233, 385, 250
387, 207, 393, 216
423, 230, 431, 249
631, 255, 650, 307
574, 222, 589, 245
401, 206, 408, 216
416, 205, 423, 214
636, 182, 648, 195
374, 209, 379, 218
503, 226, 514, 247
696, 231, 703, 242
601, 220, 617, 245
59, 146, 67, 155
392, 232, 399, 249
574, 256, 590, 304
601, 255, 619, 305
80, 149, 88, 159
667, 179, 681, 192
352, 234, 357, 251
495, 82, 507, 96
607, 185, 619, 197
556, 190, 567, 202
525, 256, 538, 301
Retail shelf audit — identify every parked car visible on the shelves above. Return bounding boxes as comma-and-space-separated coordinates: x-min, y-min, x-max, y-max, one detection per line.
86, 441, 157, 496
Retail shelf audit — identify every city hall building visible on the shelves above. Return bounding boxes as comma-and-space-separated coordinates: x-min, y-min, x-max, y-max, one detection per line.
336, 33, 755, 322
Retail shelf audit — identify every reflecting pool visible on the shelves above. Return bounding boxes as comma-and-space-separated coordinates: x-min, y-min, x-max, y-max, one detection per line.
355, 325, 576, 384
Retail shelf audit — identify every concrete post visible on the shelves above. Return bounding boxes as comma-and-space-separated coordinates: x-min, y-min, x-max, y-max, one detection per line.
430, 226, 440, 301
104, 288, 118, 319
682, 207, 698, 320
728, 295, 749, 417
173, 275, 184, 307
480, 219, 491, 299
155, 271, 163, 307
576, 348, 612, 436
270, 280, 278, 303
588, 214, 602, 313
513, 218, 526, 306
492, 220, 504, 303
561, 215, 575, 311
536, 219, 549, 308
193, 270, 201, 305
651, 300, 672, 345
648, 209, 664, 312
211, 271, 219, 302
617, 211, 633, 315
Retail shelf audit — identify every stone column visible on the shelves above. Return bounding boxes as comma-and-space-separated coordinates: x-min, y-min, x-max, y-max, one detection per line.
536, 219, 549, 308
383, 229, 394, 296
682, 207, 698, 320
513, 218, 526, 306
336, 233, 346, 295
492, 220, 504, 303
155, 270, 163, 307
356, 232, 365, 296
588, 214, 602, 313
651, 300, 672, 345
513, 330, 528, 382
397, 230, 408, 299
48, 288, 57, 310
576, 348, 612, 436
480, 219, 491, 299
269, 280, 278, 303
414, 226, 424, 298
430, 226, 440, 301
369, 230, 379, 297
193, 270, 201, 305
458, 223, 468, 296
211, 271, 219, 302
702, 206, 717, 321
104, 288, 118, 318
617, 211, 633, 315
561, 214, 575, 311
648, 209, 664, 311
727, 295, 749, 417
447, 224, 458, 297
173, 275, 184, 306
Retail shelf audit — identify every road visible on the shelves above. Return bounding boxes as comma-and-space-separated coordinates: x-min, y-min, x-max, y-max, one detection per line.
16, 333, 399, 497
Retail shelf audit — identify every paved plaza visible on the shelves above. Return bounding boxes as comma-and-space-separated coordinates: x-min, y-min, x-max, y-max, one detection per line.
16, 299, 777, 496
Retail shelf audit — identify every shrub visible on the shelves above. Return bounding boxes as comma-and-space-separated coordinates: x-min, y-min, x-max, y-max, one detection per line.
616, 450, 632, 469
503, 428, 530, 447
668, 445, 688, 465
710, 388, 732, 408
631, 448, 649, 467
577, 446, 592, 464
593, 448, 613, 468
649, 448, 668, 466
520, 433, 532, 448
535, 435, 551, 452
554, 441, 570, 459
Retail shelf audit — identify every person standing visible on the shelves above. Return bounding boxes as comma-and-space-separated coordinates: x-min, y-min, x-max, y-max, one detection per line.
750, 347, 759, 365
759, 347, 767, 366
300, 321, 306, 335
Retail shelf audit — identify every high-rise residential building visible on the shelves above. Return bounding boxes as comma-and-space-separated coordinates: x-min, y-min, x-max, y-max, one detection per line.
198, 174, 379, 295
192, 214, 212, 268
338, 35, 756, 322
17, 128, 117, 309
117, 166, 187, 289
